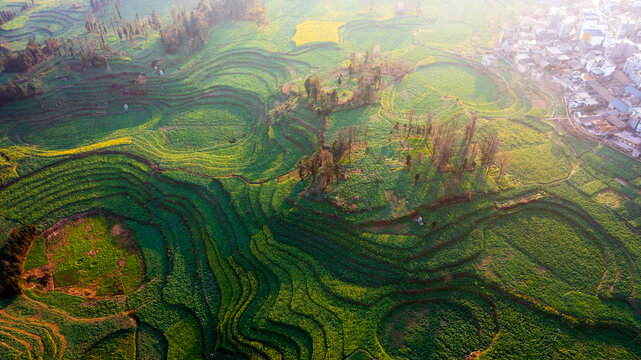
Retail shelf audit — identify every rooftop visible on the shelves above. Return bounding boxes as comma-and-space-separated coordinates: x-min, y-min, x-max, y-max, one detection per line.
610, 98, 631, 112
625, 85, 641, 100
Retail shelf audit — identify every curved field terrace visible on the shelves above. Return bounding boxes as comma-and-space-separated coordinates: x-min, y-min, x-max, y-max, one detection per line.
1, 0, 641, 359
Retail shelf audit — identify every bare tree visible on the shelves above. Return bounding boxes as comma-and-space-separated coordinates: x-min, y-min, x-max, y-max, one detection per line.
496, 152, 513, 175
480, 133, 500, 172
431, 123, 458, 172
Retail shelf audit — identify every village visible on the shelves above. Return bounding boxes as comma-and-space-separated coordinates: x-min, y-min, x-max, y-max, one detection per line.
490, 0, 641, 158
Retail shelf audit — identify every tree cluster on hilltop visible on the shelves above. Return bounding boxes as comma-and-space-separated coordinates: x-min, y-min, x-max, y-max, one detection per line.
298, 132, 350, 192
0, 78, 32, 103
0, 10, 18, 27
304, 75, 338, 116
0, 225, 38, 298
0, 38, 61, 73
390, 112, 509, 196
298, 126, 367, 192
0, 2, 35, 28
160, 1, 217, 54
221, 0, 268, 23
159, 0, 267, 54
0, 36, 104, 74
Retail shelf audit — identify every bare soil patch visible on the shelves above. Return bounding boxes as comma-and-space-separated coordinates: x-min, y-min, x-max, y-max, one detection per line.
24, 214, 143, 299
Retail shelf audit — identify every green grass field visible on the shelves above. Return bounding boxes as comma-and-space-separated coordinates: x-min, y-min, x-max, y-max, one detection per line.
1, 0, 641, 359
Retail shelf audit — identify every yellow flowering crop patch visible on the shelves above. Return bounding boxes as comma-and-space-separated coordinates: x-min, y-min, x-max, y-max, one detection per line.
292, 21, 344, 46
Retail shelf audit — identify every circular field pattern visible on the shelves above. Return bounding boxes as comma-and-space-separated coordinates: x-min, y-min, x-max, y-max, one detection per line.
1, 0, 641, 359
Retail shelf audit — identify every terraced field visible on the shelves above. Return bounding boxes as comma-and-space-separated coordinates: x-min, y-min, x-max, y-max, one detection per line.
1, 0, 641, 359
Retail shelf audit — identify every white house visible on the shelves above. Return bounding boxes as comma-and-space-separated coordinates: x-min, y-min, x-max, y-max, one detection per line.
585, 56, 616, 77
623, 53, 641, 87
558, 17, 576, 38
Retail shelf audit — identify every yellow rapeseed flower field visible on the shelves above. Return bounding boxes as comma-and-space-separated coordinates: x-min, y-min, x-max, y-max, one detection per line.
292, 21, 344, 46
36, 137, 133, 157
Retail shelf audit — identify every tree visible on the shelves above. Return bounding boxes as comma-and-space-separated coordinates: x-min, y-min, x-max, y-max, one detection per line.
317, 93, 332, 116
406, 154, 413, 172
6, 78, 25, 99
330, 89, 339, 108
414, 172, 420, 186
496, 152, 513, 175
137, 74, 147, 90
318, 149, 335, 191
431, 123, 458, 172
150, 10, 162, 30
115, 0, 122, 19
222, 0, 267, 23
43, 37, 61, 56
159, 25, 183, 53
480, 133, 500, 172
304, 75, 323, 103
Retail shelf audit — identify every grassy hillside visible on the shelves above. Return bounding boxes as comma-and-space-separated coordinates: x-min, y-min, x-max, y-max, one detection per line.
1, 0, 641, 359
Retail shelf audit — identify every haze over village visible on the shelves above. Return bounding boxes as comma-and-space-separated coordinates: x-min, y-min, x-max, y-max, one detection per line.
493, 0, 641, 156
2, 0, 641, 359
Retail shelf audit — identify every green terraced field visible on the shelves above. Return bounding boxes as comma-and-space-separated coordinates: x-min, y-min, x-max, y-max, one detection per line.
1, 0, 641, 359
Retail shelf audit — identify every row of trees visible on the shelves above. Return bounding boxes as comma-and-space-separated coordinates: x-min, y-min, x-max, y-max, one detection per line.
393, 112, 511, 197
0, 225, 38, 298
0, 79, 32, 103
223, 0, 268, 24
349, 48, 413, 81
158, 0, 267, 54
0, 38, 61, 73
0, 36, 111, 103
0, 2, 34, 28
0, 10, 17, 27
394, 113, 508, 176
160, 1, 216, 54
85, 11, 149, 49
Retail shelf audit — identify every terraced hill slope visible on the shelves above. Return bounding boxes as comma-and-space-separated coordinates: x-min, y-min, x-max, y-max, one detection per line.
1, 0, 641, 359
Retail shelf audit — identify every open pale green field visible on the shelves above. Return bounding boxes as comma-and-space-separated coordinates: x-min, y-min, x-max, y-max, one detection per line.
1, 0, 641, 359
